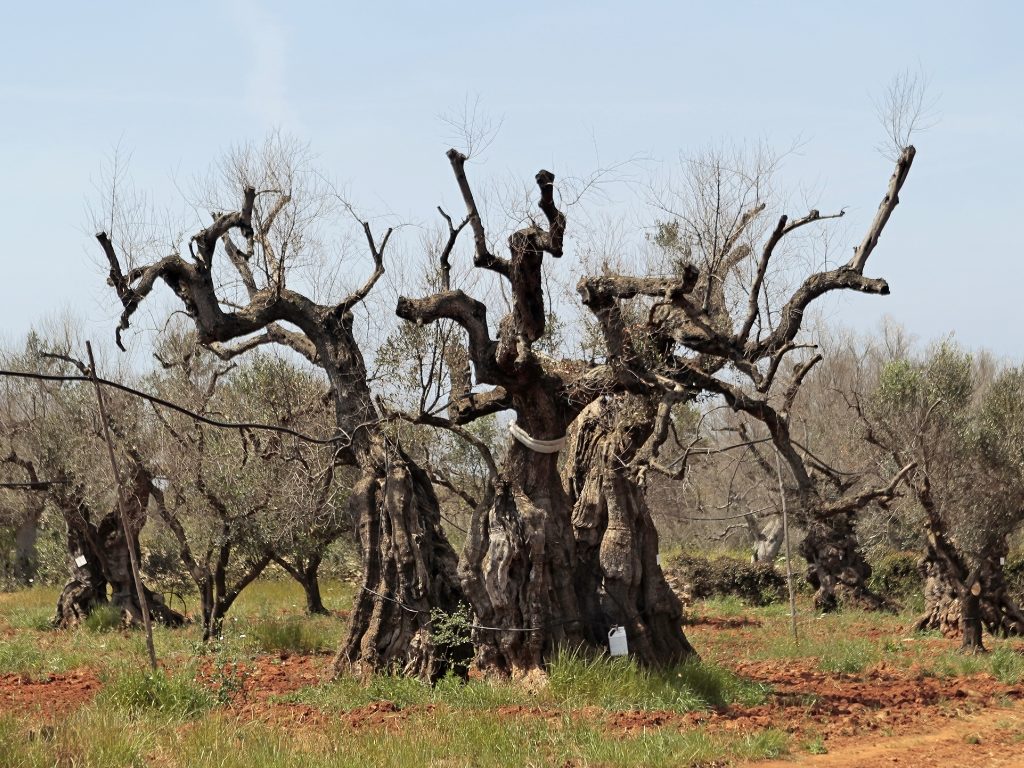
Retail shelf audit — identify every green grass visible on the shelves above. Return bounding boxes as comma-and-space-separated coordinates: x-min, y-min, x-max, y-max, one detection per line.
0, 587, 58, 631
0, 708, 163, 768
230, 579, 356, 618
817, 638, 881, 674
245, 616, 336, 655
84, 603, 123, 632
96, 666, 215, 719
923, 643, 1024, 682
0, 634, 80, 679
546, 649, 768, 710
0, 707, 789, 768
287, 650, 769, 715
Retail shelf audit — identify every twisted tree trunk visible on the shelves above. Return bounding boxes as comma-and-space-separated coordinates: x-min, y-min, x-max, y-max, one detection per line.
916, 539, 1024, 640
53, 472, 183, 628
457, 393, 585, 678
799, 512, 887, 612
13, 504, 41, 586
100, 171, 467, 679
337, 443, 466, 679
565, 394, 695, 667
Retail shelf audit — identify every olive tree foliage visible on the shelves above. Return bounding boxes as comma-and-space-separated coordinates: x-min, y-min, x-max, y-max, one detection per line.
141, 329, 354, 634
220, 349, 355, 614
862, 343, 1024, 648
98, 135, 464, 679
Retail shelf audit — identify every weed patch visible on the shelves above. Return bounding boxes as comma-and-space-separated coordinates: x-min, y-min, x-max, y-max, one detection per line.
97, 667, 214, 718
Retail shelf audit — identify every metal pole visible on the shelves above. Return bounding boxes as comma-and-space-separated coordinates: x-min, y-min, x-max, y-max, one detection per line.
86, 341, 158, 671
775, 449, 799, 645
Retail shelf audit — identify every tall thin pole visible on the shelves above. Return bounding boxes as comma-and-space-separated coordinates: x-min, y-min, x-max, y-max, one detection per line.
86, 341, 158, 671
775, 449, 799, 645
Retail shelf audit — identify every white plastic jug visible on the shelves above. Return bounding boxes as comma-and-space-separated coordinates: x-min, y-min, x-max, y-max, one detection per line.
608, 626, 629, 657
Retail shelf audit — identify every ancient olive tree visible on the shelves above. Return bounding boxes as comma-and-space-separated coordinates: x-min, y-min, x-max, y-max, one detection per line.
0, 336, 183, 626
862, 345, 1024, 649
99, 138, 463, 677
397, 151, 694, 675
589, 142, 919, 612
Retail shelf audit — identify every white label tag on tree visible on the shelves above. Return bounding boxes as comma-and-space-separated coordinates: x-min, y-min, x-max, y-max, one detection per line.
656, 554, 661, 566
75, 555, 88, 567
1001, 557, 1006, 565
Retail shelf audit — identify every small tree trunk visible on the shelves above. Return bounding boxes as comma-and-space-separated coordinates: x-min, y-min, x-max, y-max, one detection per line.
53, 478, 184, 628
960, 584, 985, 653
301, 559, 328, 615
799, 513, 888, 612
13, 506, 41, 586
565, 395, 695, 667
198, 579, 217, 641
337, 443, 467, 680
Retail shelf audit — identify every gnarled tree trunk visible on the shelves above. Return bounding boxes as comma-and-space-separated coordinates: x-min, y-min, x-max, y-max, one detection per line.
53, 473, 184, 628
457, 395, 585, 678
749, 515, 784, 565
565, 394, 695, 667
916, 539, 1024, 641
337, 443, 466, 680
13, 504, 41, 586
800, 512, 887, 612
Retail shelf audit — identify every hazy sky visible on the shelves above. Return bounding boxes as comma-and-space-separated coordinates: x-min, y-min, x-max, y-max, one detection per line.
2, 2, 1021, 358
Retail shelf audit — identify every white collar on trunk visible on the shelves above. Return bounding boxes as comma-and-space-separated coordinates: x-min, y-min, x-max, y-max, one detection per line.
508, 421, 566, 454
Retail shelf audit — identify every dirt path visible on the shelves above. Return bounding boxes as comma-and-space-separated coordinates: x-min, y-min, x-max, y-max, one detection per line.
747, 701, 1024, 767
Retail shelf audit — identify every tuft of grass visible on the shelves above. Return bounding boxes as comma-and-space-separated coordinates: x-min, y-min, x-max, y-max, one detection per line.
547, 649, 768, 711
245, 616, 334, 655
0, 587, 59, 631
0, 706, 162, 768
755, 630, 883, 675
286, 670, 546, 712
97, 667, 215, 719
0, 635, 77, 679
927, 643, 1024, 683
84, 603, 123, 633
817, 638, 879, 674
287, 653, 768, 716
990, 645, 1024, 684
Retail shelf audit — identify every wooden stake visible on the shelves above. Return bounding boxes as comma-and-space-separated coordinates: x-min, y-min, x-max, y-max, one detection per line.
86, 341, 158, 671
775, 450, 799, 645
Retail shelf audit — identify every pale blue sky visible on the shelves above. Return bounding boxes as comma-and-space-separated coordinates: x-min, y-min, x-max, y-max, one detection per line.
1, 2, 1021, 357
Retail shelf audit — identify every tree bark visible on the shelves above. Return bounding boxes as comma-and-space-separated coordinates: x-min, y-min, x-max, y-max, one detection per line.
52, 473, 184, 629
749, 516, 784, 565
273, 554, 329, 615
101, 177, 465, 679
337, 444, 466, 680
912, 483, 1024, 643
564, 394, 695, 667
302, 568, 327, 616
799, 512, 888, 612
13, 505, 41, 586
916, 541, 1024, 640
455, 388, 586, 677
